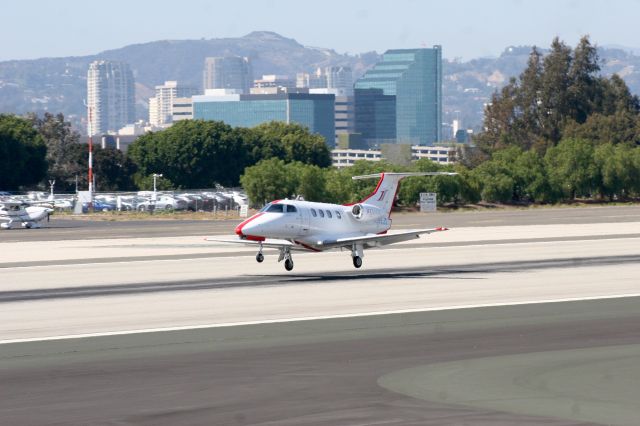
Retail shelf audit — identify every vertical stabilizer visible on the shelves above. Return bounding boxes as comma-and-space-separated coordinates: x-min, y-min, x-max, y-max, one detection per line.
349, 172, 456, 217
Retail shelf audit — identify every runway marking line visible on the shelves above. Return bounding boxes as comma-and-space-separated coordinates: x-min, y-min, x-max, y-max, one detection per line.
2, 292, 640, 345
4, 236, 640, 270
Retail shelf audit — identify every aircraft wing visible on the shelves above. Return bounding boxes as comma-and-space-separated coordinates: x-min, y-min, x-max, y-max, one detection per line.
204, 237, 310, 251
317, 227, 448, 249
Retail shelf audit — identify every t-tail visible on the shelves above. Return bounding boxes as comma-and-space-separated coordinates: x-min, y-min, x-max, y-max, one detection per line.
350, 172, 457, 217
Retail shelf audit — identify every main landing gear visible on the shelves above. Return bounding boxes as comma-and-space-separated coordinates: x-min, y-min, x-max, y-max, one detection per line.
284, 258, 294, 271
351, 244, 364, 269
277, 247, 294, 271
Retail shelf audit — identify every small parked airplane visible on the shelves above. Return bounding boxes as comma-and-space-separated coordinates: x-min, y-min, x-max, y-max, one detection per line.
0, 201, 54, 229
206, 172, 456, 270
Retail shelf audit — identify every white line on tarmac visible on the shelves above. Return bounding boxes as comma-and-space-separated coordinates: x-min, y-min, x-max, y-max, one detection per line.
2, 292, 639, 345
4, 236, 640, 270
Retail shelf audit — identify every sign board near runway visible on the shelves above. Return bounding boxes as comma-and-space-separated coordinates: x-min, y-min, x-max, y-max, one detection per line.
75, 191, 92, 214
239, 204, 249, 218
420, 192, 437, 212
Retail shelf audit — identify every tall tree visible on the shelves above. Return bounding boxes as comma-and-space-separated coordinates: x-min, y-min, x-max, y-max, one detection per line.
0, 114, 47, 190
539, 37, 573, 144
568, 36, 600, 124
28, 112, 82, 191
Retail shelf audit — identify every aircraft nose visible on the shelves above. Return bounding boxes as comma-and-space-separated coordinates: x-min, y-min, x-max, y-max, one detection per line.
235, 213, 264, 238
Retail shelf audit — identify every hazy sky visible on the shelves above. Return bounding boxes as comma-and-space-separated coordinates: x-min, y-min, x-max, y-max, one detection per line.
3, 0, 640, 61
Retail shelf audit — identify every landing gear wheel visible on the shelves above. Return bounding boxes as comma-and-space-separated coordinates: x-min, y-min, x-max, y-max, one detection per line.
352, 256, 363, 268
256, 253, 264, 263
284, 258, 294, 271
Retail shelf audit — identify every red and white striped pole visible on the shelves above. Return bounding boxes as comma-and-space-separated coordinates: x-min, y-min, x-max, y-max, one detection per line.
87, 106, 94, 210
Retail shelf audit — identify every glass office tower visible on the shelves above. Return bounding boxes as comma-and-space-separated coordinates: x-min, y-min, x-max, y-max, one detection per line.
354, 47, 442, 145
193, 93, 335, 146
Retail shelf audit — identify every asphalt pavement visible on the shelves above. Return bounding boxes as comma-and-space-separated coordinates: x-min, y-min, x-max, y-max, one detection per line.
2, 297, 638, 425
1, 204, 639, 242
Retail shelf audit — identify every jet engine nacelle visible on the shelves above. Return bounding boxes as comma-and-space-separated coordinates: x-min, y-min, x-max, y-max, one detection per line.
351, 204, 384, 221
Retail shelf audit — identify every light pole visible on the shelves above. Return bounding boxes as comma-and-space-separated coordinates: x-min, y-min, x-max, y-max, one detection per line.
152, 173, 163, 193
152, 173, 163, 212
48, 179, 55, 201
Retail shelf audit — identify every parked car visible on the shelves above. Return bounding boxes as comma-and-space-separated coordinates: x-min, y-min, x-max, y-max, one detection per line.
82, 200, 116, 212
137, 195, 187, 211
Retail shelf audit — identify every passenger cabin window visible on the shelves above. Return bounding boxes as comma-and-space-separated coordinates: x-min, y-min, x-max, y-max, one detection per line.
266, 204, 284, 213
319, 209, 325, 218
310, 208, 317, 217
286, 205, 297, 213
326, 210, 332, 218
335, 211, 341, 219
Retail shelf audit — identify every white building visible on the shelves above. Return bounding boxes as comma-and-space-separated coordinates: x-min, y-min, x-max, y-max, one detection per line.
172, 97, 194, 122
87, 60, 135, 135
203, 56, 252, 94
326, 66, 353, 96
332, 145, 457, 168
148, 81, 198, 126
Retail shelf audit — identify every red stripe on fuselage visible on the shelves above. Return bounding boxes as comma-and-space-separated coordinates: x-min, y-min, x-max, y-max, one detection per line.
235, 212, 264, 238
294, 240, 322, 252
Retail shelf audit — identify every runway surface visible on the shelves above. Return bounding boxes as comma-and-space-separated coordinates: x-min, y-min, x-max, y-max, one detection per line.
1, 203, 639, 242
1, 206, 640, 425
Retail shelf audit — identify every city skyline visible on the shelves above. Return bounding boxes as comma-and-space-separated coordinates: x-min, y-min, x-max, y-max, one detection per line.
3, 0, 640, 62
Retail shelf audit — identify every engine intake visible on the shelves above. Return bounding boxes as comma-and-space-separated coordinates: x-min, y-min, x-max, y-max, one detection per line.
351, 204, 363, 219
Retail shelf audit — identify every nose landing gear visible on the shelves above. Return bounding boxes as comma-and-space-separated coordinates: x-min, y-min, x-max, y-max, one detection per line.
256, 243, 264, 263
352, 256, 362, 268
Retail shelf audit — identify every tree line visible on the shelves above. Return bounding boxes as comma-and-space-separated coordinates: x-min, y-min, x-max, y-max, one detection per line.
0, 116, 331, 192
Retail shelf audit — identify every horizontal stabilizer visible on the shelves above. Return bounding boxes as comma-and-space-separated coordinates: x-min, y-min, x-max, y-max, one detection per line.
352, 172, 457, 180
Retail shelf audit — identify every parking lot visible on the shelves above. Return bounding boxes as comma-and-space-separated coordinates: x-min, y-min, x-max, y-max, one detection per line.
1, 189, 248, 214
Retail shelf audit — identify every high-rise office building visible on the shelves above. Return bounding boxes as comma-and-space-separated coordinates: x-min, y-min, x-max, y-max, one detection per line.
326, 66, 353, 96
296, 68, 327, 89
354, 47, 442, 145
203, 56, 252, 94
148, 81, 198, 126
87, 60, 135, 135
310, 88, 354, 144
192, 92, 335, 145
354, 88, 396, 145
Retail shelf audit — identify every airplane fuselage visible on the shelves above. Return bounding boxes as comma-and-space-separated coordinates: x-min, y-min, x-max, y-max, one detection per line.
0, 206, 53, 229
235, 200, 391, 250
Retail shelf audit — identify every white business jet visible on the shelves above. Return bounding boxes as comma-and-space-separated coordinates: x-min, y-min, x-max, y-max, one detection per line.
206, 172, 455, 271
0, 201, 54, 229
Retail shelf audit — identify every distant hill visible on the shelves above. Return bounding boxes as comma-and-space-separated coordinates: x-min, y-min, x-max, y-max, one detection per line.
2, 32, 640, 133
0, 31, 379, 129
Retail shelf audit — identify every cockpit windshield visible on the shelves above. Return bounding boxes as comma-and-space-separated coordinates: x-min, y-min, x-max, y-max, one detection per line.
266, 204, 284, 213
260, 203, 296, 213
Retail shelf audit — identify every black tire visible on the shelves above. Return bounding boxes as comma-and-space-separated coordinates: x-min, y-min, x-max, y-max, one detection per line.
256, 253, 264, 263
284, 258, 294, 271
138, 205, 146, 212
353, 256, 363, 268
165, 204, 173, 210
